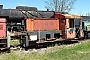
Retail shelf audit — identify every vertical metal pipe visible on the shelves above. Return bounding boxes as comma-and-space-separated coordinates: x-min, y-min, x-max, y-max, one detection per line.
7, 31, 10, 47
25, 35, 29, 47
80, 18, 82, 37
39, 29, 40, 42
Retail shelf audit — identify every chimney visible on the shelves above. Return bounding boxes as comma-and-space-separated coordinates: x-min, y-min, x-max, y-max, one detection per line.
0, 5, 3, 9
47, 9, 49, 11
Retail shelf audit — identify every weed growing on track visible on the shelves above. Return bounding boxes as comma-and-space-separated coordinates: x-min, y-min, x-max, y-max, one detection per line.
10, 40, 20, 45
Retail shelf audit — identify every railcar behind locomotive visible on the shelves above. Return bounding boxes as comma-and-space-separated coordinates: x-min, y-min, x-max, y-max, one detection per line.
0, 18, 10, 52
82, 16, 90, 38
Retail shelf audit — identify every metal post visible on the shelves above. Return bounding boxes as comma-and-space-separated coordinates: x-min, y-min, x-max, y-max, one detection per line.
7, 31, 10, 47
25, 36, 29, 47
39, 30, 40, 42
80, 18, 82, 38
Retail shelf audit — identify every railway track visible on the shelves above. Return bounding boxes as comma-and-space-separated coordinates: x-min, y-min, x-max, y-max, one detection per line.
10, 39, 79, 50
9, 39, 89, 54
0, 38, 88, 53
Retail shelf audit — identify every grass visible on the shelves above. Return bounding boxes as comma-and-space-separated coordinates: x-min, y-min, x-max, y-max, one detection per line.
10, 40, 20, 45
0, 40, 90, 60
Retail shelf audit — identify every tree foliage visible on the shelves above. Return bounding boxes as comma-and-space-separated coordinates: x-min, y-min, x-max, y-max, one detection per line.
45, 0, 76, 12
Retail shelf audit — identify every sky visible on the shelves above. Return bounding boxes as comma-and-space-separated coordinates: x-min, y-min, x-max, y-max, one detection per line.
0, 0, 90, 15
